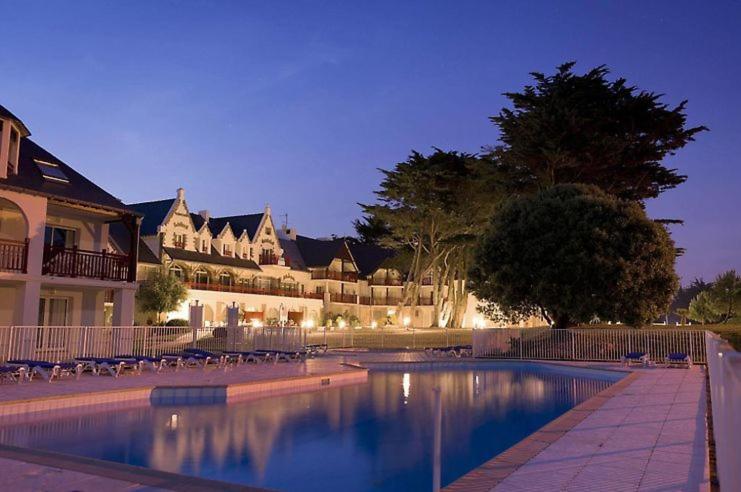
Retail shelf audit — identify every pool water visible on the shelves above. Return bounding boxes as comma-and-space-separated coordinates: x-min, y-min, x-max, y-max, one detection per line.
0, 363, 621, 491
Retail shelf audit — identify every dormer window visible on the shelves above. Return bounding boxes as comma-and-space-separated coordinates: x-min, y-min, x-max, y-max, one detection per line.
173, 233, 186, 249
223, 244, 232, 256
201, 239, 208, 253
34, 159, 70, 183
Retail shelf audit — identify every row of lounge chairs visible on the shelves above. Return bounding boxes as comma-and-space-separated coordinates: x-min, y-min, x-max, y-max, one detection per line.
621, 351, 693, 368
425, 345, 473, 358
0, 346, 321, 384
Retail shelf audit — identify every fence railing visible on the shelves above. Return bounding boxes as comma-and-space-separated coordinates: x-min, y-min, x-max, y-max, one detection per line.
0, 325, 307, 362
42, 245, 130, 281
473, 328, 707, 363
0, 238, 28, 273
305, 328, 471, 350
706, 332, 741, 491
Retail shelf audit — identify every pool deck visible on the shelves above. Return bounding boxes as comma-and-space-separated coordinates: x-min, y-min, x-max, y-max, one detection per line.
446, 365, 709, 492
0, 354, 709, 492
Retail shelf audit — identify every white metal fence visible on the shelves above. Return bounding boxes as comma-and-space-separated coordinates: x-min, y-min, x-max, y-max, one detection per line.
705, 332, 741, 491
473, 328, 707, 363
0, 325, 307, 362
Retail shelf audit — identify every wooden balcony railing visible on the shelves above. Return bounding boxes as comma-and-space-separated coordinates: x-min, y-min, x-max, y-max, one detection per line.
359, 296, 403, 306
329, 292, 358, 304
417, 294, 434, 306
259, 253, 279, 265
311, 269, 358, 282
367, 278, 403, 286
186, 282, 323, 299
0, 238, 28, 273
42, 245, 130, 281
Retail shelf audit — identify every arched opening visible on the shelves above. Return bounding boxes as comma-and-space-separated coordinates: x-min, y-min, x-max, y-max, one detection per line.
219, 271, 233, 287
0, 197, 28, 241
193, 268, 209, 285
169, 265, 184, 280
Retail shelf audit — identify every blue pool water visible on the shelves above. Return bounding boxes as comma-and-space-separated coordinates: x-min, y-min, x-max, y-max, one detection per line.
0, 362, 621, 491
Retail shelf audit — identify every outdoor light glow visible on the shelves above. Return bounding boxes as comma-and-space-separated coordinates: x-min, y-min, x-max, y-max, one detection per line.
387, 308, 396, 316
168, 413, 179, 430
371, 321, 378, 329
402, 373, 411, 403
473, 316, 486, 329
338, 320, 346, 329
403, 316, 411, 327
251, 319, 262, 328
306, 319, 315, 329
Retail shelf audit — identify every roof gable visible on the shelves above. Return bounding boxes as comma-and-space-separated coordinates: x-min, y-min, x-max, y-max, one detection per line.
209, 213, 263, 241
128, 199, 176, 236
348, 243, 396, 277
294, 235, 357, 269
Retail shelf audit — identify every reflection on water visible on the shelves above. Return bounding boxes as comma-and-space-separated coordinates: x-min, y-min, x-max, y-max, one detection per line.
0, 366, 617, 491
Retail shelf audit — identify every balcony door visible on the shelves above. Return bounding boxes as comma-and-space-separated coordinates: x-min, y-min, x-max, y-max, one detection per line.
44, 226, 76, 248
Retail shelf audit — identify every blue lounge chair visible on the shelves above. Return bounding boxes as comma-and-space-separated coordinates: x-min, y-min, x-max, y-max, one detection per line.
7, 360, 83, 382
163, 352, 213, 368
223, 350, 270, 364
0, 365, 27, 384
665, 352, 692, 368
621, 352, 650, 367
116, 355, 174, 373
75, 357, 139, 378
183, 348, 232, 366
255, 349, 306, 363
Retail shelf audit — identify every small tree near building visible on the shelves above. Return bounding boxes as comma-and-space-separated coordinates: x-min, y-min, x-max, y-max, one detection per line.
470, 184, 679, 329
136, 268, 188, 324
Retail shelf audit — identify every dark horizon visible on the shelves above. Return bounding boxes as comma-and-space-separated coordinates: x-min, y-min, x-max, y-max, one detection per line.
2, 1, 739, 283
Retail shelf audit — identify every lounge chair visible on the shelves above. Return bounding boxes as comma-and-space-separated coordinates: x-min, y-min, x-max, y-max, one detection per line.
0, 365, 27, 384
621, 352, 650, 367
75, 357, 139, 378
665, 352, 693, 368
304, 344, 328, 356
7, 360, 83, 382
255, 349, 304, 363
183, 348, 233, 366
223, 350, 270, 364
116, 355, 173, 373
163, 352, 214, 368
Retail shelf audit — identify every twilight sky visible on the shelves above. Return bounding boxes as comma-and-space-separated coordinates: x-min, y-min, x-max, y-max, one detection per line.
1, 1, 739, 283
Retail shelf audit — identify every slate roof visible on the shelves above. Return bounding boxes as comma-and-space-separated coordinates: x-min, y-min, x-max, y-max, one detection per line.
348, 243, 396, 277
127, 199, 176, 236
190, 213, 207, 231
108, 222, 161, 265
0, 104, 30, 136
209, 213, 263, 240
279, 237, 307, 271
0, 138, 135, 214
293, 235, 348, 268
163, 246, 261, 271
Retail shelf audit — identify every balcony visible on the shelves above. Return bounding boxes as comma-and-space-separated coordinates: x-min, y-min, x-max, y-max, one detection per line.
42, 245, 131, 281
259, 253, 280, 265
329, 292, 358, 304
359, 296, 402, 306
186, 282, 323, 300
367, 277, 403, 286
311, 269, 358, 282
417, 294, 434, 306
0, 238, 28, 273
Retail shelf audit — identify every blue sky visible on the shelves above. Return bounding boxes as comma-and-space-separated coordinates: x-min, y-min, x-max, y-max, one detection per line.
2, 1, 739, 282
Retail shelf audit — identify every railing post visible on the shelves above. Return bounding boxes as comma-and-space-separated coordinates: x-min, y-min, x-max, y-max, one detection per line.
571, 330, 576, 360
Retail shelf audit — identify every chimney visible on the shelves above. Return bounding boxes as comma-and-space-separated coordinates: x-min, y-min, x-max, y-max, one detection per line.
198, 210, 210, 222
176, 187, 185, 200
264, 203, 271, 215
286, 227, 297, 240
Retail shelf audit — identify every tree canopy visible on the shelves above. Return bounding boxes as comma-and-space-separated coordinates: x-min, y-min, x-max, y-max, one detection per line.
470, 184, 679, 328
687, 270, 741, 324
359, 149, 506, 327
136, 268, 188, 323
487, 62, 707, 201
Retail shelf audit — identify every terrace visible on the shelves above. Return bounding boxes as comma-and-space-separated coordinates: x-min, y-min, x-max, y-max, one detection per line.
186, 281, 324, 299
311, 269, 358, 282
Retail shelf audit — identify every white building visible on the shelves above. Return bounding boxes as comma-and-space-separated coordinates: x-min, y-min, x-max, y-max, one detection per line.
0, 104, 140, 328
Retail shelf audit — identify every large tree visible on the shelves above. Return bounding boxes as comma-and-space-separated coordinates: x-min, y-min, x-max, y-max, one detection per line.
687, 270, 741, 324
360, 149, 505, 327
136, 268, 188, 323
487, 62, 706, 201
470, 184, 679, 328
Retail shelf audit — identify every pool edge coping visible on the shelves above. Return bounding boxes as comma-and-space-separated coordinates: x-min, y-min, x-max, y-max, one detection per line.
442, 369, 642, 491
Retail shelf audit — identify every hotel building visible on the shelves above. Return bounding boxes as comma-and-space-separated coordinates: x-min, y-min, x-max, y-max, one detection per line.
0, 104, 140, 328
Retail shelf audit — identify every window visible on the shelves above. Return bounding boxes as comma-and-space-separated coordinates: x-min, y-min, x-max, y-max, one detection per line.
194, 269, 209, 284
169, 265, 183, 279
34, 159, 70, 183
265, 226, 272, 235
8, 127, 20, 174
201, 239, 208, 253
173, 233, 186, 248
44, 226, 76, 248
223, 244, 232, 256
219, 272, 232, 286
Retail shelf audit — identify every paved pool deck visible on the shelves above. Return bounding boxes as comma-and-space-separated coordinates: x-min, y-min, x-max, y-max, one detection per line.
0, 354, 709, 492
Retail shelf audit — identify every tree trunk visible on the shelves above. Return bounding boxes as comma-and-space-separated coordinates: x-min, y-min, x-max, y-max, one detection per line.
552, 313, 570, 330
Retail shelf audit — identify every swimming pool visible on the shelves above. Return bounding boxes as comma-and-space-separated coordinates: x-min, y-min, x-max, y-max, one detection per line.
0, 362, 622, 491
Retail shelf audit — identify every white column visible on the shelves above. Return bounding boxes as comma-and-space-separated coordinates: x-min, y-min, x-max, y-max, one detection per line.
112, 288, 135, 355
14, 280, 41, 358
226, 302, 241, 350
189, 302, 204, 347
